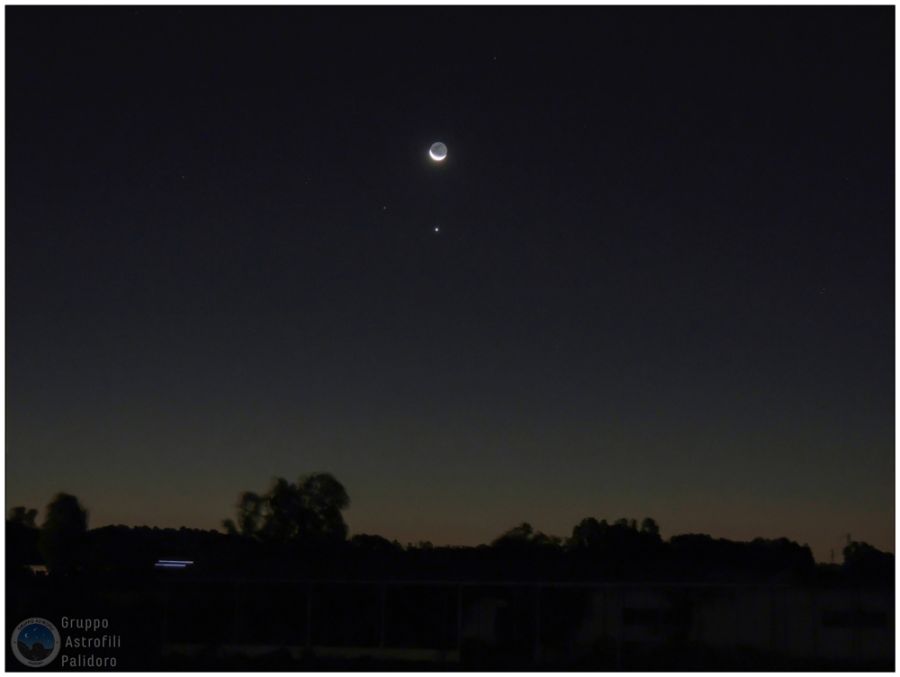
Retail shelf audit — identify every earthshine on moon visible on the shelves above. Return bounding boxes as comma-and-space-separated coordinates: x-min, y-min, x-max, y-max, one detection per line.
429, 142, 448, 162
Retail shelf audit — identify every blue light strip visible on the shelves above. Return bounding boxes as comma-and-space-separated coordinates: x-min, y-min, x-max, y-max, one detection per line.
154, 559, 194, 568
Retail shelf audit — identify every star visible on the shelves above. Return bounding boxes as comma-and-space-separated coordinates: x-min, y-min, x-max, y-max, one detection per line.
434, 226, 440, 233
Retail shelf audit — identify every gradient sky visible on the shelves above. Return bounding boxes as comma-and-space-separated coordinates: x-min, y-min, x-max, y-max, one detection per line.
7, 7, 894, 561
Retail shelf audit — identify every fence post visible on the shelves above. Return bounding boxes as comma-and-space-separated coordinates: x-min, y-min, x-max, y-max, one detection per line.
769, 586, 777, 654
379, 583, 387, 648
160, 582, 169, 651
616, 587, 624, 669
457, 584, 463, 658
854, 586, 862, 663
232, 581, 242, 643
305, 581, 312, 650
733, 587, 739, 650
810, 587, 818, 660
533, 585, 542, 663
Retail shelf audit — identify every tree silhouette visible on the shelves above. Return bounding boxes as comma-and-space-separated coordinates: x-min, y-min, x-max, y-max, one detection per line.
569, 517, 608, 549
350, 533, 403, 554
640, 517, 660, 537
491, 522, 561, 549
297, 473, 350, 541
11, 484, 886, 594
39, 493, 88, 574
9, 506, 38, 528
223, 473, 350, 544
222, 491, 265, 537
843, 540, 893, 583
8, 506, 41, 569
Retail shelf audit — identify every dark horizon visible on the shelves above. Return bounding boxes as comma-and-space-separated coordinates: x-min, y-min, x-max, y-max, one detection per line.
7, 6, 894, 563
11, 484, 892, 670
10, 479, 892, 564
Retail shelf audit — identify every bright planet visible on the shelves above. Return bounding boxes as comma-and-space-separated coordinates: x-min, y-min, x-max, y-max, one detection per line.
429, 142, 448, 162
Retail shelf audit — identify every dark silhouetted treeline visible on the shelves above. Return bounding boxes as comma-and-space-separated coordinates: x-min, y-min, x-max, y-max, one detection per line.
7, 476, 893, 586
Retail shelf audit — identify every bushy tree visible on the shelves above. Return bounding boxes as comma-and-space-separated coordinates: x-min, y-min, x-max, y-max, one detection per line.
492, 522, 561, 549
570, 517, 608, 548
39, 493, 88, 574
640, 517, 660, 537
350, 533, 402, 554
843, 540, 893, 582
9, 506, 38, 528
8, 506, 41, 569
223, 473, 350, 544
568, 516, 662, 551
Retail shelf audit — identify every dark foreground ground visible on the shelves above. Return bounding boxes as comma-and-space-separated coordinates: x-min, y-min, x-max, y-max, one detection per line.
7, 571, 893, 671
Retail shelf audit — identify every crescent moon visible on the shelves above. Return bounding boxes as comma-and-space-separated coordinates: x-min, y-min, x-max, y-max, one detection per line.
429, 142, 448, 162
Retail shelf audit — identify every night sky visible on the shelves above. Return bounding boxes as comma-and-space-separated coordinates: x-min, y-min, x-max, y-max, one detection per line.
7, 7, 894, 560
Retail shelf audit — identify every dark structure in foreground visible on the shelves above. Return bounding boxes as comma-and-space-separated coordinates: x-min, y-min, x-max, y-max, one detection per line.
7, 504, 894, 670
